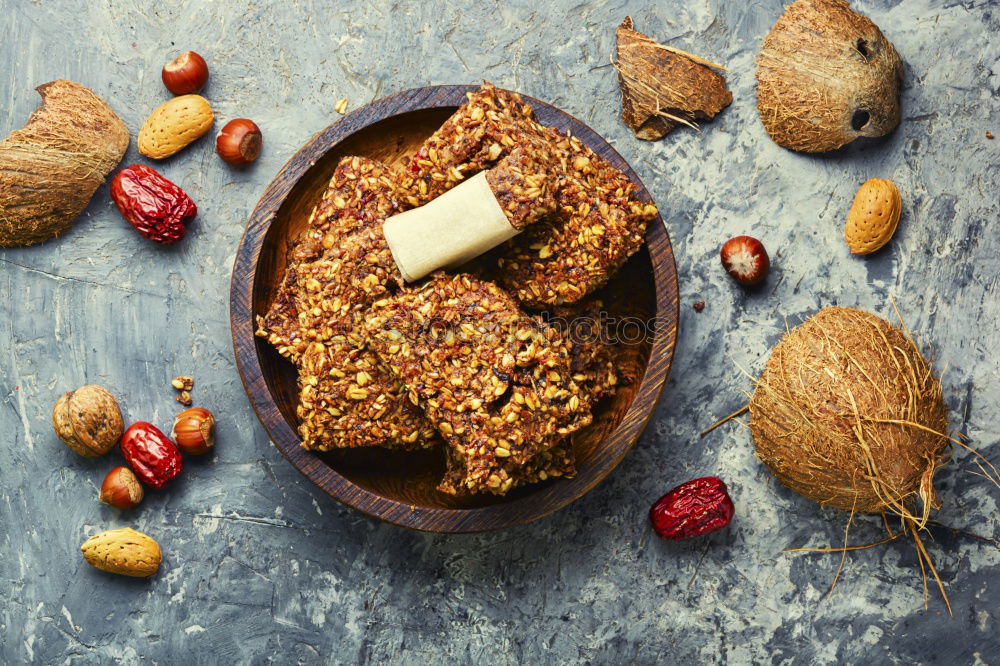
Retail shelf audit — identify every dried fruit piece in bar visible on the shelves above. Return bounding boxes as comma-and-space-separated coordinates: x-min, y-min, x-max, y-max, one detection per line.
365, 273, 593, 495
495, 124, 659, 308
397, 82, 535, 208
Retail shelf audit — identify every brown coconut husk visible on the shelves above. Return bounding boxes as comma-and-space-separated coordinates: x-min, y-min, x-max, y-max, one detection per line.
756, 0, 903, 152
700, 305, 998, 610
749, 306, 959, 609
614, 17, 732, 140
0, 80, 129, 247
749, 307, 948, 522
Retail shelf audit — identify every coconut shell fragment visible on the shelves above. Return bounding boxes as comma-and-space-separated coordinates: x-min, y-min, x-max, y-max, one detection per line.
614, 16, 732, 140
0, 80, 129, 246
749, 307, 949, 522
756, 0, 903, 152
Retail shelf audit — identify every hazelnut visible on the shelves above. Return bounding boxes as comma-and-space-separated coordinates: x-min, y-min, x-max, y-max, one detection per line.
161, 51, 209, 95
720, 236, 770, 286
216, 118, 262, 166
52, 385, 124, 457
99, 467, 144, 509
171, 407, 215, 455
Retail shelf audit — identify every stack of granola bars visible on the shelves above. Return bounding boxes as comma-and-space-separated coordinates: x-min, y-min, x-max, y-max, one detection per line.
257, 83, 658, 496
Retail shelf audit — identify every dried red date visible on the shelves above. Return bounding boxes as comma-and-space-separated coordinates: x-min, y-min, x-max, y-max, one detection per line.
120, 422, 183, 489
111, 165, 196, 244
649, 477, 734, 540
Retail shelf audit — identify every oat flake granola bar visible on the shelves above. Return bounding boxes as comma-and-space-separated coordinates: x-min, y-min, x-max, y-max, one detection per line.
396, 82, 659, 309
438, 441, 576, 496
397, 83, 536, 208
495, 124, 660, 308
365, 273, 593, 494
484, 145, 559, 231
546, 298, 621, 406
257, 156, 438, 451
256, 236, 323, 361
289, 253, 413, 449
256, 156, 402, 360
296, 336, 436, 451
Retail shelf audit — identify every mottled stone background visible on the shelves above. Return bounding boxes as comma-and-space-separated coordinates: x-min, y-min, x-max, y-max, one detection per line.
1, 0, 997, 663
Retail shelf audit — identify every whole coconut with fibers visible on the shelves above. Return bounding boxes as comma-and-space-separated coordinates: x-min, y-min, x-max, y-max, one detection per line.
749, 307, 949, 525
756, 0, 903, 152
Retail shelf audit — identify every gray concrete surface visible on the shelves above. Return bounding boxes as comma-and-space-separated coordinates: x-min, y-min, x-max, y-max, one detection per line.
1, 0, 998, 663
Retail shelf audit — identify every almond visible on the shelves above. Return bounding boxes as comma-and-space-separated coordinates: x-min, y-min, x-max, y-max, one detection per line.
81, 527, 162, 578
138, 94, 214, 159
844, 178, 902, 255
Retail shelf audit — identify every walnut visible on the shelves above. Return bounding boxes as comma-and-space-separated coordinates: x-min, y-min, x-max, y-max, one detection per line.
171, 376, 194, 391
52, 384, 124, 457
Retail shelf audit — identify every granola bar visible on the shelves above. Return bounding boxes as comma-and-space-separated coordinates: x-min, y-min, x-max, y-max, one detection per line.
255, 237, 323, 361
495, 125, 660, 308
296, 336, 437, 451
397, 82, 535, 208
546, 298, 620, 406
305, 155, 402, 246
287, 207, 439, 451
255, 156, 401, 359
364, 273, 592, 494
256, 156, 440, 451
395, 83, 658, 309
291, 252, 436, 450
290, 227, 404, 335
438, 441, 576, 496
484, 145, 559, 230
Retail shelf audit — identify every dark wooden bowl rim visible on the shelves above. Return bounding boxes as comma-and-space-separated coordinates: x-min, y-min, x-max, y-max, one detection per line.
230, 84, 679, 533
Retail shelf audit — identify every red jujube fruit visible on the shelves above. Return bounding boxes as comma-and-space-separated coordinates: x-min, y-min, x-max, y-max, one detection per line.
649, 477, 734, 540
111, 165, 196, 244
120, 422, 183, 489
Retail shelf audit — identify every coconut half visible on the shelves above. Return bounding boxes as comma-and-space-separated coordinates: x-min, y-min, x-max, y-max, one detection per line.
749, 307, 948, 523
756, 0, 903, 152
0, 80, 128, 246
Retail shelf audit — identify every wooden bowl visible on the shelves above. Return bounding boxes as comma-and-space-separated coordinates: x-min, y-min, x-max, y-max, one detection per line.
231, 85, 679, 532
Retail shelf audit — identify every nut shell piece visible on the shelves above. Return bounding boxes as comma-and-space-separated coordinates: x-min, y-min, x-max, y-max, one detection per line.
81, 527, 161, 578
845, 178, 902, 254
138, 94, 214, 159
52, 384, 124, 457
